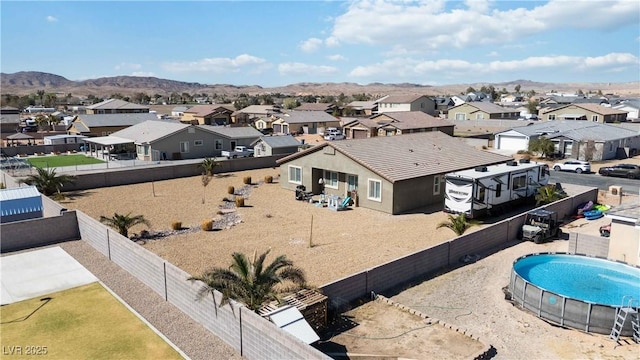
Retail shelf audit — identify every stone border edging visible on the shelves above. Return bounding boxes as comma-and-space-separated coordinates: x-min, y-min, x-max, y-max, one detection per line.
375, 295, 495, 360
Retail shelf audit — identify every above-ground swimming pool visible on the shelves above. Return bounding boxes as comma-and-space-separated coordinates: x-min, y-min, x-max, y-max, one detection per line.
509, 253, 640, 336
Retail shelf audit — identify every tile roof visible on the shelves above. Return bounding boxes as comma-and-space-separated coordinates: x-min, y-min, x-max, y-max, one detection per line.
110, 120, 190, 143
347, 101, 377, 109
457, 102, 515, 114
376, 95, 428, 104
86, 99, 149, 110
251, 135, 301, 148
184, 105, 234, 116
238, 105, 282, 115
200, 125, 262, 139
277, 131, 511, 183
568, 103, 628, 115
373, 111, 453, 129
501, 121, 639, 141
74, 113, 159, 127
295, 103, 335, 111
278, 111, 339, 124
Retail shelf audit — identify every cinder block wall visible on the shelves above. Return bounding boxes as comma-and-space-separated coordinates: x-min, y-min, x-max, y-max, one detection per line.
568, 232, 610, 258
0, 211, 79, 253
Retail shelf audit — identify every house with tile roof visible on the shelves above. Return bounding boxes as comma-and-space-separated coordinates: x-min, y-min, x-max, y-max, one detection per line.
85, 99, 149, 114
342, 111, 454, 139
447, 102, 520, 120
375, 95, 436, 116
276, 131, 511, 214
250, 135, 301, 157
494, 121, 640, 160
539, 103, 628, 123
271, 111, 341, 135
294, 103, 337, 113
66, 113, 159, 137
345, 100, 378, 117
87, 120, 262, 161
180, 104, 235, 125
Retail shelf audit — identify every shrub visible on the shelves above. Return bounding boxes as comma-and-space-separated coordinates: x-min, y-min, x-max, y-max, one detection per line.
235, 196, 245, 207
227, 185, 235, 195
201, 219, 213, 231
243, 176, 251, 185
171, 221, 182, 230
264, 175, 273, 183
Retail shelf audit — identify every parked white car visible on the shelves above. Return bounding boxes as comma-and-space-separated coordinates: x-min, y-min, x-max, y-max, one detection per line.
553, 160, 591, 174
324, 128, 345, 140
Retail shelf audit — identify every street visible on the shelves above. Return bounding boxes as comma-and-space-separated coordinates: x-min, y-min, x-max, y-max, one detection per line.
550, 170, 640, 195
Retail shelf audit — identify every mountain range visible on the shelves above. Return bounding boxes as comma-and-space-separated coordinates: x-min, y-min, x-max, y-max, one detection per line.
2, 71, 639, 98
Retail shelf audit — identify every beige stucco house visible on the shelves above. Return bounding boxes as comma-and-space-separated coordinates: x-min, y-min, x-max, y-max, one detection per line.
67, 113, 159, 137
448, 102, 520, 120
180, 105, 234, 125
540, 103, 628, 123
276, 132, 511, 214
342, 111, 454, 139
85, 99, 149, 114
271, 111, 341, 135
375, 95, 436, 116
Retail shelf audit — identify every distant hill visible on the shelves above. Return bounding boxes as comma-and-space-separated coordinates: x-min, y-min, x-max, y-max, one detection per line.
1, 71, 638, 98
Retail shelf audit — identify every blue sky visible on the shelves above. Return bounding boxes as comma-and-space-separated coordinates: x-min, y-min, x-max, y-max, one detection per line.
1, 0, 639, 87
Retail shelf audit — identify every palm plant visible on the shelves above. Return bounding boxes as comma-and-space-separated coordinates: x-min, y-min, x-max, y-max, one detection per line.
99, 212, 151, 238
199, 157, 221, 176
19, 167, 75, 196
188, 249, 307, 311
437, 213, 476, 236
535, 184, 567, 205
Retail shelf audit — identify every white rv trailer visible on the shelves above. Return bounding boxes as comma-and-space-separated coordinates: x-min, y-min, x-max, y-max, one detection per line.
444, 160, 550, 218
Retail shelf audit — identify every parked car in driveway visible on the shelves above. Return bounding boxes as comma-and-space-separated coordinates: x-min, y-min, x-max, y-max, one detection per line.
598, 164, 640, 179
553, 160, 591, 173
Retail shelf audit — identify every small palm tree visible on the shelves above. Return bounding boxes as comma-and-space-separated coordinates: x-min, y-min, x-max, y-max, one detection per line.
100, 212, 151, 238
437, 213, 476, 236
19, 167, 75, 196
199, 157, 221, 176
188, 249, 307, 311
535, 184, 567, 205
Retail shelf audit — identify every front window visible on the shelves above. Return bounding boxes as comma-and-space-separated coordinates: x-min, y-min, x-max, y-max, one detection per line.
455, 113, 465, 120
592, 115, 598, 122
476, 113, 484, 120
288, 166, 302, 184
368, 179, 382, 201
194, 140, 203, 146
549, 114, 556, 120
324, 170, 338, 189
433, 175, 441, 195
215, 140, 223, 150
180, 141, 189, 153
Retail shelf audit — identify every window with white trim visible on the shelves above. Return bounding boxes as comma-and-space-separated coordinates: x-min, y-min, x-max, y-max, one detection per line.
194, 140, 203, 146
180, 141, 189, 153
368, 179, 382, 201
433, 175, 441, 195
324, 170, 338, 189
288, 166, 302, 184
347, 174, 358, 192
455, 113, 465, 120
215, 140, 223, 150
591, 115, 598, 122
549, 114, 556, 120
476, 113, 484, 120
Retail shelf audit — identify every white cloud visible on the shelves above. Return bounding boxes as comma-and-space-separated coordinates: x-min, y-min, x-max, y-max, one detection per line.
487, 51, 499, 57
131, 72, 156, 77
162, 54, 268, 74
348, 52, 639, 80
114, 62, 142, 71
327, 54, 347, 61
278, 62, 339, 77
327, 0, 638, 52
46, 15, 58, 22
299, 38, 323, 53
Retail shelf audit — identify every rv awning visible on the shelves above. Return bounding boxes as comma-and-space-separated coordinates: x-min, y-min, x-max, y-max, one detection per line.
83, 136, 134, 146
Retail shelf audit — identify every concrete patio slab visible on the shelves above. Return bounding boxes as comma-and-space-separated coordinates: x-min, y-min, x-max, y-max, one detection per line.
0, 246, 98, 305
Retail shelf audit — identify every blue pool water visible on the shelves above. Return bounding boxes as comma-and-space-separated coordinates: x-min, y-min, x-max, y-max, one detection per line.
513, 254, 640, 306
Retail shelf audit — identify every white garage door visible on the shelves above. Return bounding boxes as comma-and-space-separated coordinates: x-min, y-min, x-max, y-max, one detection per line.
497, 135, 527, 151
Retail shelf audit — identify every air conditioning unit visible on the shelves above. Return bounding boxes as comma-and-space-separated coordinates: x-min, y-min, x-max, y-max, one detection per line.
519, 159, 530, 164
506, 161, 518, 166
475, 166, 488, 172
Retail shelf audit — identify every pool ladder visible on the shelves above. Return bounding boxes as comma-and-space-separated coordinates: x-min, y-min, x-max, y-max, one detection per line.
610, 296, 640, 343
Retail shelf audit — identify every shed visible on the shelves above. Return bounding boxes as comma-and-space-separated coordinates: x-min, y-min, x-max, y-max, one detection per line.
258, 289, 328, 332
250, 135, 301, 157
0, 186, 43, 223
43, 134, 88, 145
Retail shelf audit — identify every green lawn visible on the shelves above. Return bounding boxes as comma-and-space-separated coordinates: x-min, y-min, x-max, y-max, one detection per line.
26, 155, 105, 169
0, 282, 184, 360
